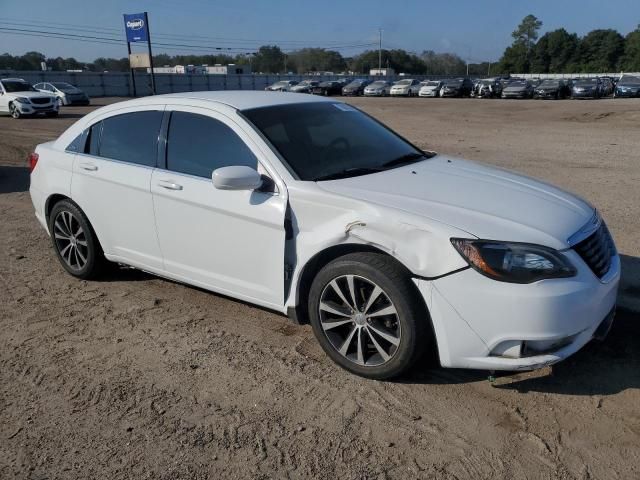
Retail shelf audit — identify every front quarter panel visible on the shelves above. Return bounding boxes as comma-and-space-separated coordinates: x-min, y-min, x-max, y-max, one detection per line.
285, 182, 470, 309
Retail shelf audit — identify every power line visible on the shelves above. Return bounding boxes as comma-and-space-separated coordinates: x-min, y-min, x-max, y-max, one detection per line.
0, 18, 375, 48
0, 27, 375, 55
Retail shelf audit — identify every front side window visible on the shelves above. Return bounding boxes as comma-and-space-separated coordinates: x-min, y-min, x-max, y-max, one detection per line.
242, 103, 431, 181
86, 111, 163, 167
166, 111, 258, 178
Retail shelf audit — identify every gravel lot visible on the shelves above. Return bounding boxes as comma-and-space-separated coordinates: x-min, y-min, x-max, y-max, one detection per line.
1, 97, 639, 479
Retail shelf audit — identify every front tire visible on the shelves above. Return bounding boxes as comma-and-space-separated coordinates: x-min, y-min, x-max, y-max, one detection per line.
48, 200, 107, 280
9, 103, 21, 119
308, 253, 430, 379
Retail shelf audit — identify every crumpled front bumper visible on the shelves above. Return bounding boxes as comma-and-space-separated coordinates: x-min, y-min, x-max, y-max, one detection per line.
414, 251, 620, 371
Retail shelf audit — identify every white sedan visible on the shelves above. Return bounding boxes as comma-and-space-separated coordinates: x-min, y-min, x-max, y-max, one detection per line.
390, 79, 421, 96
34, 81, 90, 106
28, 92, 619, 379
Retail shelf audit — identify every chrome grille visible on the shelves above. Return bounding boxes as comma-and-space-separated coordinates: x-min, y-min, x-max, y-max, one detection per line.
573, 223, 616, 278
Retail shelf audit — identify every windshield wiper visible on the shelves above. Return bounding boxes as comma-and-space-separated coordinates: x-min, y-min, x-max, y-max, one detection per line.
314, 167, 384, 181
381, 152, 426, 169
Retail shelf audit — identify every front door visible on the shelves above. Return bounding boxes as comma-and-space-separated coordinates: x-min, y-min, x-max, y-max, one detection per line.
151, 107, 287, 309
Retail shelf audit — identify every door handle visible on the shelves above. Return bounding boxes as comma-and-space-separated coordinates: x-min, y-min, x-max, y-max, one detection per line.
79, 163, 98, 171
157, 180, 183, 191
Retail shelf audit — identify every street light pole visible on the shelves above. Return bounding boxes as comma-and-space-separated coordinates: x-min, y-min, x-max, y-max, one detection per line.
378, 28, 383, 73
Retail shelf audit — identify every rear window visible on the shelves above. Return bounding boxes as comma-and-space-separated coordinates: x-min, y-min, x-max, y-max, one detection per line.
85, 111, 163, 167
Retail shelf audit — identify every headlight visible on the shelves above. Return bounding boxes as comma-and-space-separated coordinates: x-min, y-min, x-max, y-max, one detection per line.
450, 239, 576, 283
14, 97, 30, 104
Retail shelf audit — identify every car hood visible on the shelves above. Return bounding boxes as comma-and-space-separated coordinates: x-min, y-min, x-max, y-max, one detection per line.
6, 91, 54, 99
316, 155, 594, 250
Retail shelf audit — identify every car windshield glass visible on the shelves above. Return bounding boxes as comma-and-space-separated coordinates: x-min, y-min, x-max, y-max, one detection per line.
52, 82, 74, 89
2, 81, 36, 92
620, 77, 640, 85
508, 81, 526, 86
242, 102, 432, 181
273, 81, 288, 87
425, 81, 440, 86
370, 81, 386, 87
540, 80, 559, 86
445, 79, 463, 86
346, 80, 363, 87
576, 79, 598, 85
396, 80, 412, 85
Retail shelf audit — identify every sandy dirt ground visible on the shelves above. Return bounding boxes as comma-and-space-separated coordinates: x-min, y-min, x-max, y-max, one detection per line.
1, 97, 639, 479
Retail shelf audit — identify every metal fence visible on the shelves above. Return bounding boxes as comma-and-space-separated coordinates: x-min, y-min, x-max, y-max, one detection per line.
3, 70, 638, 97
1, 70, 461, 97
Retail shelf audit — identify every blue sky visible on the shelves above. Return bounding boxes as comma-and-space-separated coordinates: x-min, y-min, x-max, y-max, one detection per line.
1, 0, 638, 62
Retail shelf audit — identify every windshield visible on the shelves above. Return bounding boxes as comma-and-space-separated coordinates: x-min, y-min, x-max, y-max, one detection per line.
507, 80, 527, 87
396, 79, 412, 85
51, 82, 75, 89
576, 79, 598, 85
425, 81, 440, 86
619, 76, 640, 85
370, 81, 387, 87
242, 102, 430, 181
480, 80, 494, 85
1, 80, 36, 93
273, 81, 289, 87
445, 79, 463, 86
540, 80, 560, 87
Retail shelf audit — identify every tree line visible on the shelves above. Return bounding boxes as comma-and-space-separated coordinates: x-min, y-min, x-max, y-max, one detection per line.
498, 15, 640, 73
1, 17, 639, 75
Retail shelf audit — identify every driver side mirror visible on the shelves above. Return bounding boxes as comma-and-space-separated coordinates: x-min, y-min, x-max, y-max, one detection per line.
212, 165, 263, 191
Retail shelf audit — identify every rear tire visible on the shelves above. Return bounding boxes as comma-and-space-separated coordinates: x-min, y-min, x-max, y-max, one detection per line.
308, 252, 431, 379
48, 199, 107, 280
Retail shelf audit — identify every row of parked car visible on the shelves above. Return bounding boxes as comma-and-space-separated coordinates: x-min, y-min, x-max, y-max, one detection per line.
265, 75, 640, 99
0, 77, 91, 118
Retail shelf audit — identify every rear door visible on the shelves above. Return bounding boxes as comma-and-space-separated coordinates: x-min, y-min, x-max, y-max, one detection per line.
150, 106, 287, 309
71, 106, 165, 269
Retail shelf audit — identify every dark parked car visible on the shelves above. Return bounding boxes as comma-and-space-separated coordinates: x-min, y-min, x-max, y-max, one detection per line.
440, 78, 473, 97
533, 79, 571, 99
342, 79, 371, 96
601, 77, 615, 96
312, 79, 350, 96
472, 78, 503, 98
501, 80, 534, 99
614, 76, 640, 98
571, 78, 603, 99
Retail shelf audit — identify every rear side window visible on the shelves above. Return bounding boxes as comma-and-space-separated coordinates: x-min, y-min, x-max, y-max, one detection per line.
90, 111, 163, 167
166, 111, 257, 178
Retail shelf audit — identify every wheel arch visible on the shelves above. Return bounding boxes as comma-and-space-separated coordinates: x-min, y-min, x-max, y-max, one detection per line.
288, 243, 428, 326
45, 194, 105, 253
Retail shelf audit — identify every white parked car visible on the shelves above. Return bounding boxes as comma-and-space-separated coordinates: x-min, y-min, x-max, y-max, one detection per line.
29, 92, 619, 379
390, 79, 421, 97
363, 80, 392, 97
418, 80, 444, 97
265, 80, 298, 92
0, 78, 58, 118
34, 82, 90, 106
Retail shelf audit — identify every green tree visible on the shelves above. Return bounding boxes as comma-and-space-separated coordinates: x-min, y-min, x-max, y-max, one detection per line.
498, 14, 542, 73
252, 45, 286, 73
287, 48, 346, 73
421, 50, 466, 75
578, 29, 625, 72
349, 49, 425, 74
620, 25, 640, 71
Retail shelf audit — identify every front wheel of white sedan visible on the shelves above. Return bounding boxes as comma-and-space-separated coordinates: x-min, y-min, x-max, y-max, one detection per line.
308, 252, 431, 379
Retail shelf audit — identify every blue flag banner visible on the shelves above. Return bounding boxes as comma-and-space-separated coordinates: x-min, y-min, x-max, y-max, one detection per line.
123, 13, 149, 43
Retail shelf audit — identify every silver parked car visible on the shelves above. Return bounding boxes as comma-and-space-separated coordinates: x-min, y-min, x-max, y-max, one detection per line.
34, 82, 90, 106
363, 80, 392, 97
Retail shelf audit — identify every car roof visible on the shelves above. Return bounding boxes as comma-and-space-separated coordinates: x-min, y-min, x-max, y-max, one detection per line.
125, 90, 336, 110
1, 77, 26, 82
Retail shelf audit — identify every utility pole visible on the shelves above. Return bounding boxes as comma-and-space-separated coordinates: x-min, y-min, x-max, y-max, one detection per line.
378, 28, 383, 73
